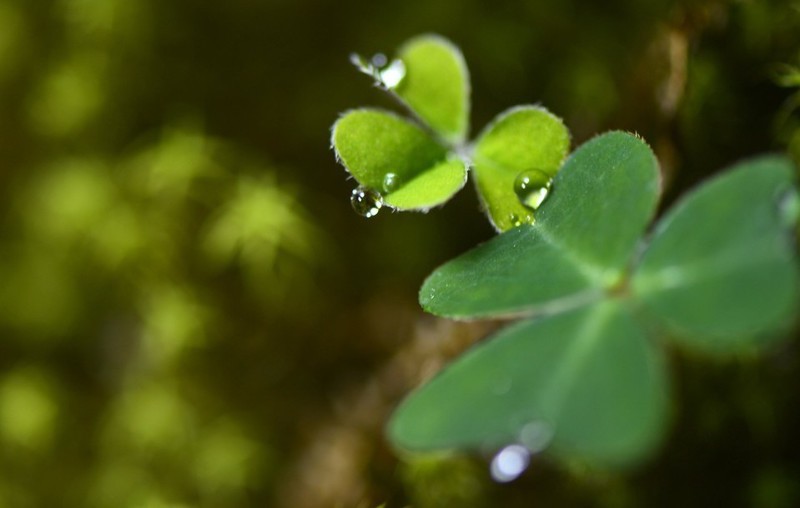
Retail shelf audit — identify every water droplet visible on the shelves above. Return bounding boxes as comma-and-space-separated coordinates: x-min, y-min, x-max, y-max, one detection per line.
490, 444, 531, 483
371, 53, 388, 68
508, 212, 533, 228
514, 169, 553, 210
382, 172, 401, 194
351, 186, 383, 218
379, 59, 406, 89
519, 421, 553, 453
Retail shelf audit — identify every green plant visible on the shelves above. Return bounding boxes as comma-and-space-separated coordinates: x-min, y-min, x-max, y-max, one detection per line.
333, 35, 568, 230
332, 35, 800, 471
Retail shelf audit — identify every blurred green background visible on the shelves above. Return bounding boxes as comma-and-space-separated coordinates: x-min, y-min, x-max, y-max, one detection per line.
1, 0, 799, 506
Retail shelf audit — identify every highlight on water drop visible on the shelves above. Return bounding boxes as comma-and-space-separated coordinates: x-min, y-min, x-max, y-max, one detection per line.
382, 172, 401, 194
378, 59, 406, 89
350, 186, 383, 218
490, 444, 531, 483
348, 52, 405, 89
514, 168, 553, 211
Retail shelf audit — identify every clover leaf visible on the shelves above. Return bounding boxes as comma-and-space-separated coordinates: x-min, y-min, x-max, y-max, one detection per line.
633, 155, 800, 349
390, 133, 799, 467
331, 33, 800, 472
420, 132, 659, 318
473, 106, 570, 230
332, 35, 570, 226
389, 301, 669, 467
332, 109, 467, 210
393, 34, 471, 144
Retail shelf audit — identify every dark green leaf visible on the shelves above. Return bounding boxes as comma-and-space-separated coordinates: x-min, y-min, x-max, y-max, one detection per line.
420, 132, 660, 318
535, 132, 660, 283
388, 301, 669, 467
633, 155, 800, 349
419, 225, 601, 319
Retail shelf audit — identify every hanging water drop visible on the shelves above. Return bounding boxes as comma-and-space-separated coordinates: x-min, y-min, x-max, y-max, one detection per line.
514, 169, 553, 210
490, 444, 531, 483
382, 172, 401, 194
351, 186, 383, 218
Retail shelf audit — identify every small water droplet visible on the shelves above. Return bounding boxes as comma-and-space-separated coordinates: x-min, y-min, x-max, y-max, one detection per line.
371, 53, 388, 68
490, 444, 531, 483
382, 172, 401, 193
519, 421, 553, 453
351, 186, 383, 218
514, 169, 553, 211
508, 212, 533, 228
379, 59, 406, 89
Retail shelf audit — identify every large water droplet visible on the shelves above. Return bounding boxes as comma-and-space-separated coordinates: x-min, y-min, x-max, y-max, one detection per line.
351, 186, 383, 218
514, 169, 553, 211
490, 444, 531, 483
382, 172, 401, 194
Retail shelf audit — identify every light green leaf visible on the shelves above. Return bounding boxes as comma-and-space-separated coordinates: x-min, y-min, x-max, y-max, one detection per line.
472, 106, 570, 231
382, 158, 467, 209
388, 301, 669, 467
420, 132, 659, 318
393, 34, 470, 144
332, 109, 467, 210
633, 155, 800, 349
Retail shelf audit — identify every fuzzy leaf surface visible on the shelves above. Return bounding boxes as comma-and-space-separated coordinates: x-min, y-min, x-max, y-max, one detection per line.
421, 132, 660, 318
535, 131, 660, 281
419, 225, 600, 319
332, 109, 466, 210
388, 301, 669, 467
633, 155, 800, 349
394, 35, 470, 144
473, 106, 570, 231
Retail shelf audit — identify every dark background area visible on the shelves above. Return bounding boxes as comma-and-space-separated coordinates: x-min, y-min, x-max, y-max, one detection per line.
0, 0, 799, 506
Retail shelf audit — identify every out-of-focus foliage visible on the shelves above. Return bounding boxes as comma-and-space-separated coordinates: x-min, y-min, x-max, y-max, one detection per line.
1, 3, 322, 504
775, 60, 800, 166
0, 0, 799, 506
0, 115, 313, 504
